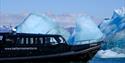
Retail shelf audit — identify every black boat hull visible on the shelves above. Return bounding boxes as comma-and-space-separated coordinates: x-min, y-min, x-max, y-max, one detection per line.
0, 33, 102, 62
0, 45, 100, 62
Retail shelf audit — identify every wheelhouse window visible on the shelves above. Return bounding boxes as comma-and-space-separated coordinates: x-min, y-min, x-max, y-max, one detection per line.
45, 37, 58, 45
59, 37, 65, 43
50, 37, 58, 45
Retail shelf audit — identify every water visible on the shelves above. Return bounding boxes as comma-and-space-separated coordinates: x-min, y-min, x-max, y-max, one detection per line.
38, 57, 125, 63
30, 57, 125, 63
89, 57, 125, 63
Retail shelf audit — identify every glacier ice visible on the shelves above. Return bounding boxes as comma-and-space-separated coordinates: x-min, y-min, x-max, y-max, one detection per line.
69, 16, 103, 45
16, 13, 70, 41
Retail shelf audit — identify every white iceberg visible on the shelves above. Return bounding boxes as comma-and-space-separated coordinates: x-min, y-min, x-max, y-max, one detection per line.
16, 13, 70, 41
97, 50, 125, 58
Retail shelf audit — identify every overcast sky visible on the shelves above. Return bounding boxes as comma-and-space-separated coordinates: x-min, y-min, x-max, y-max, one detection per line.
0, 0, 125, 19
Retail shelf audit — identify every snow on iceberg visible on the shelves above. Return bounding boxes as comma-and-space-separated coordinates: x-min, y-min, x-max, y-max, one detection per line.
97, 49, 125, 58
99, 7, 125, 36
113, 7, 125, 18
70, 16, 103, 45
16, 13, 70, 41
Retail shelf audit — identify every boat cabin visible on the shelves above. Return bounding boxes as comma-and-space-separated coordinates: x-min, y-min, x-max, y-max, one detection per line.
0, 33, 67, 47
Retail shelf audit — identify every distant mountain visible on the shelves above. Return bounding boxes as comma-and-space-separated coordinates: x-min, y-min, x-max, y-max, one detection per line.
0, 12, 101, 28
0, 12, 27, 26
0, 25, 12, 32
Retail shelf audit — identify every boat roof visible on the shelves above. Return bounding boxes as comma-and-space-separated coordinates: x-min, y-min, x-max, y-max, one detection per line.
0, 32, 63, 37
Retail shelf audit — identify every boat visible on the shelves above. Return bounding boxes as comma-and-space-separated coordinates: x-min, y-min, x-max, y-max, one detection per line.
0, 32, 102, 62
0, 14, 103, 62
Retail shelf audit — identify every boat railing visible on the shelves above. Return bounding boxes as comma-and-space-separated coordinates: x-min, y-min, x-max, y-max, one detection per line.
74, 39, 101, 46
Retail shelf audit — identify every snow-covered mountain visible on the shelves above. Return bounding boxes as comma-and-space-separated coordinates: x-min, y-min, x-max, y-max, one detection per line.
0, 12, 26, 26
0, 25, 12, 32
98, 7, 125, 58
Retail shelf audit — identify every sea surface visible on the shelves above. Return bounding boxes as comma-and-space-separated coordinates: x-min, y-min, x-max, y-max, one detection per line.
38, 57, 125, 63
89, 57, 125, 63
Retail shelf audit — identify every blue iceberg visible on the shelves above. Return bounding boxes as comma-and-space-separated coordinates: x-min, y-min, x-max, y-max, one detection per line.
69, 16, 103, 45
98, 7, 125, 58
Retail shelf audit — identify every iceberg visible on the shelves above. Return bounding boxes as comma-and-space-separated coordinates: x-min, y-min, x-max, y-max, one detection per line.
100, 7, 125, 35
16, 13, 70, 41
69, 16, 103, 45
98, 7, 125, 58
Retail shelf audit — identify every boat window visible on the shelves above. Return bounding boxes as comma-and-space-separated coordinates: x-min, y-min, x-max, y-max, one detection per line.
5, 37, 15, 45
0, 36, 3, 40
16, 37, 21, 44
59, 37, 65, 43
15, 36, 64, 45
6, 38, 13, 42
39, 37, 43, 44
35, 38, 38, 44
45, 37, 50, 45
49, 37, 58, 45
21, 38, 24, 44
45, 37, 58, 45
26, 38, 29, 44
29, 37, 43, 45
16, 37, 44, 45
16, 37, 26, 45
30, 38, 34, 44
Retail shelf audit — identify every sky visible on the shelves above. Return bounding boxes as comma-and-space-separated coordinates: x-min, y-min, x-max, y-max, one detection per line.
0, 0, 125, 19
